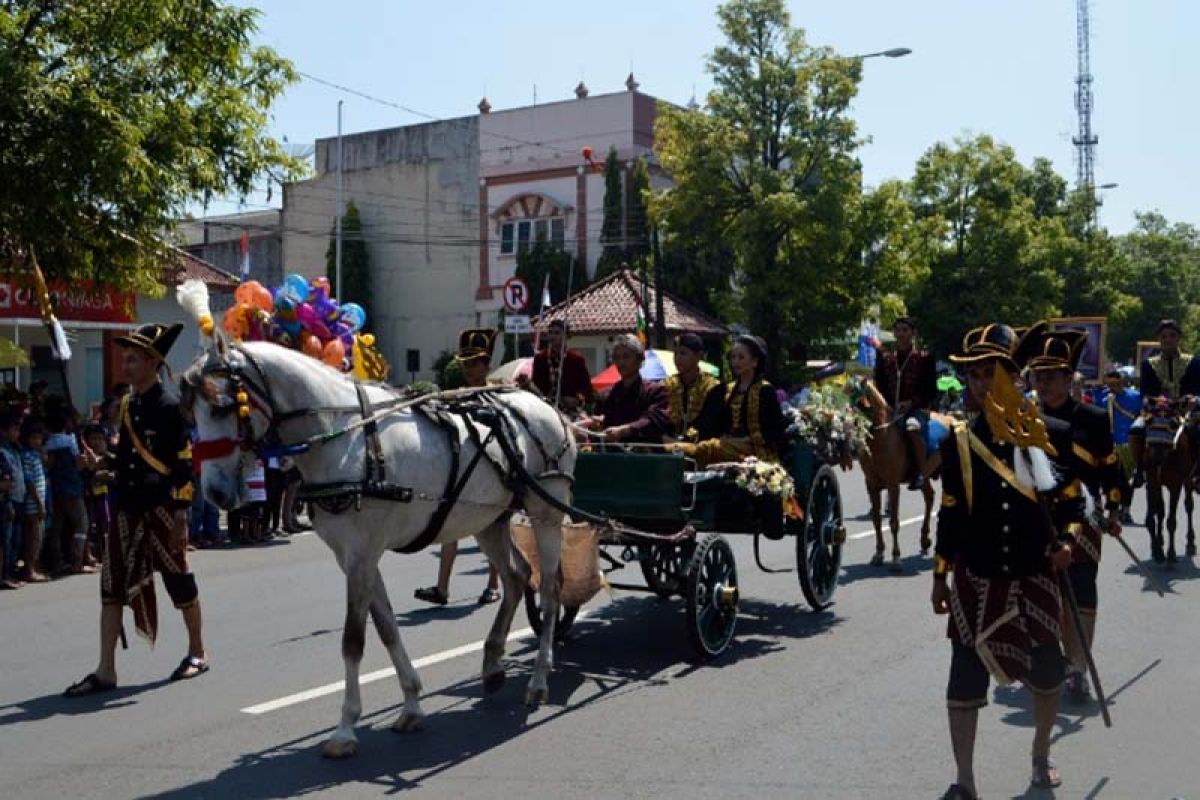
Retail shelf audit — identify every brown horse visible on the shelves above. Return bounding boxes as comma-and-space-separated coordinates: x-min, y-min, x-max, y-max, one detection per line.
857, 380, 937, 571
1141, 399, 1197, 564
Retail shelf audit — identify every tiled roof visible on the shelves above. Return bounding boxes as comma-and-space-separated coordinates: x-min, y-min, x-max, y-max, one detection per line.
535, 269, 728, 336
163, 249, 239, 290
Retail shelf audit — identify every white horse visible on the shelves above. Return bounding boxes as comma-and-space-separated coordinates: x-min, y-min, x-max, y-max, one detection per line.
181, 337, 576, 758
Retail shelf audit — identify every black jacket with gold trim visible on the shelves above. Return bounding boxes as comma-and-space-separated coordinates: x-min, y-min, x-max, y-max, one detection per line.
1042, 397, 1130, 512
115, 383, 193, 512
935, 414, 1085, 579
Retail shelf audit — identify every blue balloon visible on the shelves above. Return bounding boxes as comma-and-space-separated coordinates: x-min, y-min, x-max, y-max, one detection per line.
281, 273, 309, 304
339, 302, 366, 333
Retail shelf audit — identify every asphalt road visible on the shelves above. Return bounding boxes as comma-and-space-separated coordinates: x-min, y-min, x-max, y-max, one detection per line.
1, 468, 1197, 799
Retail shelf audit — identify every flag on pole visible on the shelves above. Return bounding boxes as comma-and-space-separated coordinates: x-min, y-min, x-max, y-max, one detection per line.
635, 296, 649, 348
533, 273, 552, 352
30, 254, 71, 362
239, 230, 251, 280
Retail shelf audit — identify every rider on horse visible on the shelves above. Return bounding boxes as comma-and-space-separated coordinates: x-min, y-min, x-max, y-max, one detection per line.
1129, 319, 1200, 487
873, 315, 938, 490
1016, 321, 1130, 705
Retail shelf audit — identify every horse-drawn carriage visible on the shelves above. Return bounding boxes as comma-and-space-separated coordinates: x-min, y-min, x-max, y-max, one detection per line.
522, 441, 847, 659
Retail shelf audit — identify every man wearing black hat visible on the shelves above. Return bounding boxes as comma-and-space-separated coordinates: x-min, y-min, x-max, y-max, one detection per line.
1018, 321, 1130, 705
932, 323, 1085, 799
64, 323, 209, 697
1128, 319, 1200, 487
874, 316, 938, 489
414, 329, 502, 606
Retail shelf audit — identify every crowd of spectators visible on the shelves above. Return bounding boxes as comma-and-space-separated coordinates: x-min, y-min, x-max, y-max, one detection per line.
0, 380, 309, 590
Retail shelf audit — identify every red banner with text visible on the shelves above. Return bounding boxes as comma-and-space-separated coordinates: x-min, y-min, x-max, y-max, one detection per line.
0, 279, 136, 324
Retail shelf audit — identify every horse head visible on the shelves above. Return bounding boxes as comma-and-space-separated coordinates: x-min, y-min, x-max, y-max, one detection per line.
1144, 395, 1194, 468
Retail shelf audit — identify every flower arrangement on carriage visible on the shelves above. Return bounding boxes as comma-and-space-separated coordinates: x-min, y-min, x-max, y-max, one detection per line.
208, 272, 389, 381
782, 383, 873, 469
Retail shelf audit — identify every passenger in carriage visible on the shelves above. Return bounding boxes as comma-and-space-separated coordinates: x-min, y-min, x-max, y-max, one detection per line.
661, 332, 723, 444
578, 334, 670, 446
676, 334, 788, 467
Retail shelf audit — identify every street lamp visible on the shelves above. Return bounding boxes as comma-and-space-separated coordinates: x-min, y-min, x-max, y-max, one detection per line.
854, 47, 913, 60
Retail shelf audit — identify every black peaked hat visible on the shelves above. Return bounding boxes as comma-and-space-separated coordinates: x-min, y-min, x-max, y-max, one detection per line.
1015, 320, 1088, 373
113, 323, 183, 366
1156, 319, 1183, 336
948, 323, 1020, 372
454, 328, 498, 364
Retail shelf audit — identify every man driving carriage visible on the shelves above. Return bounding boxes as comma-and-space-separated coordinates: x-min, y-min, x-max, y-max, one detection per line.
873, 315, 938, 490
578, 334, 670, 446
1128, 319, 1200, 488
1017, 321, 1130, 705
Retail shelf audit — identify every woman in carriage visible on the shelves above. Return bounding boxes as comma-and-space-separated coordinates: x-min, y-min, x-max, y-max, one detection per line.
678, 334, 788, 467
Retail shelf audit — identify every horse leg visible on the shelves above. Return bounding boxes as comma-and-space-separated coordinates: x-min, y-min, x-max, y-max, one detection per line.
1167, 484, 1180, 564
867, 477, 885, 567
322, 557, 376, 758
919, 480, 934, 555
364, 567, 425, 733
475, 518, 528, 694
1186, 485, 1197, 557
523, 499, 564, 708
886, 484, 902, 572
1149, 477, 1165, 563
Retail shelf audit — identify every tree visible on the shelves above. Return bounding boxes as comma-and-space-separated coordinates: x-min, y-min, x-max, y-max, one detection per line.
594, 147, 624, 279
902, 135, 1076, 357
515, 242, 587, 308
626, 157, 652, 267
326, 200, 372, 323
654, 0, 894, 372
1111, 212, 1200, 359
0, 1, 299, 291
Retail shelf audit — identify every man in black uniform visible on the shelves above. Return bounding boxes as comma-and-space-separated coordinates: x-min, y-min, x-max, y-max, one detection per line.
932, 323, 1085, 800
1128, 318, 1200, 487
1018, 321, 1130, 704
65, 323, 209, 697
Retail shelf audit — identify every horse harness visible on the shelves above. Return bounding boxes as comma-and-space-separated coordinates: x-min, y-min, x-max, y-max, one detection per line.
194, 345, 574, 554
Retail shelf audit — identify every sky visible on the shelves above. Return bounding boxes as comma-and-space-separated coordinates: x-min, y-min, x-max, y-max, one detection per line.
207, 0, 1199, 234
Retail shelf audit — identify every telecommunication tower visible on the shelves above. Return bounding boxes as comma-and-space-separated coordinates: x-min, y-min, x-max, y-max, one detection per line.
1072, 0, 1099, 222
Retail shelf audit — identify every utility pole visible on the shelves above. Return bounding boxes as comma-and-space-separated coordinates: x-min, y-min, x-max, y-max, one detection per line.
335, 100, 344, 296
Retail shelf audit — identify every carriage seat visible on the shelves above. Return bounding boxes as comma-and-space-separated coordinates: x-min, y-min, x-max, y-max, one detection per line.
571, 451, 688, 528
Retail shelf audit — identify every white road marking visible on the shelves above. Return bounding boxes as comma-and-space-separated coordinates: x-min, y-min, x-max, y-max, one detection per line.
848, 515, 925, 540
241, 614, 587, 715
242, 512, 928, 715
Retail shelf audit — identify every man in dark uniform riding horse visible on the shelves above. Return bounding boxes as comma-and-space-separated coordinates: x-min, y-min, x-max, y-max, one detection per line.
1017, 321, 1130, 705
874, 316, 938, 489
1128, 318, 1200, 487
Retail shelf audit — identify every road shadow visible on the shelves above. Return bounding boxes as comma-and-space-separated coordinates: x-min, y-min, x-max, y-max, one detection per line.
0, 678, 173, 726
839, 553, 931, 585
152, 595, 842, 797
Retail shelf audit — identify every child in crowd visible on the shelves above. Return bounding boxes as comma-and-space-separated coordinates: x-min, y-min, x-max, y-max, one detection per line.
0, 410, 25, 589
81, 423, 114, 568
19, 418, 48, 582
43, 408, 91, 575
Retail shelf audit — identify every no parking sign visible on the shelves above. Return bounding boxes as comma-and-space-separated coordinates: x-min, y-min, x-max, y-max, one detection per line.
502, 277, 529, 313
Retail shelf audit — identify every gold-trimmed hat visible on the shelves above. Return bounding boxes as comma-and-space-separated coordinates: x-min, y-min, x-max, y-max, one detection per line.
454, 328, 497, 364
948, 323, 1020, 372
1015, 320, 1088, 373
113, 323, 183, 366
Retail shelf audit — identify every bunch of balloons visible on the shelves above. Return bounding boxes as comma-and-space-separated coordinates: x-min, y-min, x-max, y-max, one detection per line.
221, 273, 385, 378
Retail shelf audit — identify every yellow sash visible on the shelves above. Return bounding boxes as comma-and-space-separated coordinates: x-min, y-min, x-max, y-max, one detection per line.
120, 394, 170, 476
967, 431, 1038, 505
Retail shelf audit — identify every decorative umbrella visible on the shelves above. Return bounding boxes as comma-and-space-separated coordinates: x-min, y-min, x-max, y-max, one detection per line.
591, 349, 719, 392
488, 357, 532, 384
937, 375, 963, 392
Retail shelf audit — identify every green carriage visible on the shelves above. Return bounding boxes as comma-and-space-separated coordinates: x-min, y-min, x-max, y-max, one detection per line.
524, 441, 846, 660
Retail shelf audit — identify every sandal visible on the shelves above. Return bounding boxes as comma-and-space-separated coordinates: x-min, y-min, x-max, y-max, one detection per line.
414, 586, 448, 606
1031, 756, 1061, 789
940, 785, 979, 800
64, 673, 117, 698
170, 655, 210, 681
477, 588, 501, 605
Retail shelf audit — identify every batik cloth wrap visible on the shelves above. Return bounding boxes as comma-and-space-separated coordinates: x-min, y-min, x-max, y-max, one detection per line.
101, 504, 192, 646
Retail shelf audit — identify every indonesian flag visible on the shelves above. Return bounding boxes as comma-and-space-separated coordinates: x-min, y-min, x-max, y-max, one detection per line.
239, 230, 251, 280
635, 297, 648, 348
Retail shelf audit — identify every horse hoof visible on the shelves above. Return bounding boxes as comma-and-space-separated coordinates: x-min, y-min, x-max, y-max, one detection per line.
321, 737, 358, 759
482, 671, 506, 695
1187, 544, 1197, 557
888, 559, 903, 574
869, 553, 884, 567
919, 539, 931, 556
1168, 551, 1178, 564
391, 712, 424, 734
524, 685, 548, 708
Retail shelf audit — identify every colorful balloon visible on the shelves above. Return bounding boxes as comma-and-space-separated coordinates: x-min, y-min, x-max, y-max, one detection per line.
281, 273, 310, 305
235, 280, 273, 312
295, 302, 332, 340
321, 338, 346, 368
299, 331, 323, 358
309, 276, 331, 301
222, 304, 250, 339
339, 302, 366, 333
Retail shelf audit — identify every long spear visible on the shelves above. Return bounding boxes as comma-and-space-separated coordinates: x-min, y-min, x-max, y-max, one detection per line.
28, 248, 76, 414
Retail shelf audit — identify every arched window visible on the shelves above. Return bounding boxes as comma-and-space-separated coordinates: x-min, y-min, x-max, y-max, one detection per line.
492, 193, 571, 256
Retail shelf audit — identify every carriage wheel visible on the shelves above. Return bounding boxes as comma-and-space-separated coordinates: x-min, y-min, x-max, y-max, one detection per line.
684, 533, 739, 659
638, 542, 693, 599
798, 464, 844, 611
523, 588, 579, 642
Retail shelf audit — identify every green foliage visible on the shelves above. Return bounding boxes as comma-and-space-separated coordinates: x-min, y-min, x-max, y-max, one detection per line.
627, 157, 651, 268
515, 242, 587, 310
1111, 212, 1200, 359
653, 0, 894, 374
326, 200, 372, 323
595, 147, 624, 279
433, 350, 465, 389
0, 0, 301, 291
